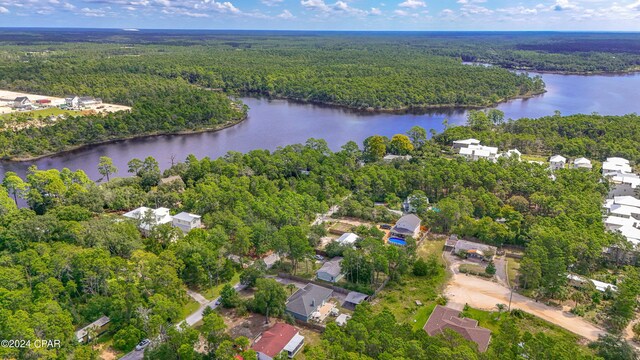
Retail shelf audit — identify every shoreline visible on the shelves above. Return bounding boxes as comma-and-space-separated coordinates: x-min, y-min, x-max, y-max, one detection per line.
1, 117, 246, 162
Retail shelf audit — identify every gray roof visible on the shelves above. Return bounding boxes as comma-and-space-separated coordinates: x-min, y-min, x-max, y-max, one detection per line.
75, 316, 110, 341
453, 239, 497, 254
317, 257, 342, 277
344, 291, 368, 305
14, 96, 29, 102
286, 284, 333, 317
173, 212, 201, 222
392, 214, 421, 235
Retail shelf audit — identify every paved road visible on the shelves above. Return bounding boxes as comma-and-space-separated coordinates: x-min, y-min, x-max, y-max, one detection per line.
119, 283, 245, 359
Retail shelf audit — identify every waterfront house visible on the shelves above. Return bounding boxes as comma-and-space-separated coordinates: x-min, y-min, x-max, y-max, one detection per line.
424, 305, 491, 352
316, 257, 343, 283
172, 212, 202, 233
286, 283, 333, 322
123, 207, 173, 235
252, 323, 304, 360
452, 138, 481, 150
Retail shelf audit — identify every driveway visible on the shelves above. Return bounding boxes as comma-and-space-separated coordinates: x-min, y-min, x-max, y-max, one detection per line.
119, 283, 244, 359
443, 258, 606, 341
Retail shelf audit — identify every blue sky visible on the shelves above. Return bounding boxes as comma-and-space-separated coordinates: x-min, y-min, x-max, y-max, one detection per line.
0, 0, 639, 30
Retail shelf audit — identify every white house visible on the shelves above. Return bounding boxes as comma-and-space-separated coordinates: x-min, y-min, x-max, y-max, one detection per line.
573, 157, 593, 170
549, 155, 567, 171
608, 173, 640, 197
383, 154, 412, 162
79, 96, 101, 106
602, 157, 632, 176
567, 274, 618, 293
65, 96, 79, 108
252, 323, 304, 360
336, 232, 359, 246
499, 149, 522, 161
13, 96, 32, 109
123, 207, 173, 234
171, 212, 201, 233
458, 145, 499, 162
452, 138, 481, 149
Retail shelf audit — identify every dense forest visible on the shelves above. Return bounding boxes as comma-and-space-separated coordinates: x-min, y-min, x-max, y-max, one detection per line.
1, 112, 639, 358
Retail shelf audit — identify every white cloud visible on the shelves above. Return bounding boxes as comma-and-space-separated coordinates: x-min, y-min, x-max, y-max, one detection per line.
277, 9, 294, 18
0, 6, 9, 13
552, 0, 577, 11
457, 0, 486, 3
261, 0, 283, 6
398, 0, 425, 9
497, 6, 538, 16
370, 7, 381, 15
80, 7, 107, 16
301, 0, 369, 15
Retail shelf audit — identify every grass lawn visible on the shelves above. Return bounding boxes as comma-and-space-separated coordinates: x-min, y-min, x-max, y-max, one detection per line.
506, 258, 521, 288
299, 329, 323, 360
0, 107, 82, 120
179, 299, 201, 321
202, 272, 241, 301
372, 239, 448, 326
521, 154, 548, 163
460, 263, 487, 274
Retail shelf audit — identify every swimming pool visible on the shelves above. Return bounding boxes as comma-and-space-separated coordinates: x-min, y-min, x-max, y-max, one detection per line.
388, 237, 407, 246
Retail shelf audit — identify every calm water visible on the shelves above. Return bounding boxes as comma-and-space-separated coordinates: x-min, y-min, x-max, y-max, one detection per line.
1, 71, 639, 180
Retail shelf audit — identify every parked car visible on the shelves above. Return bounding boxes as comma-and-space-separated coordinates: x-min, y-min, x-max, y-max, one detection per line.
135, 339, 151, 351
314, 254, 325, 261
380, 224, 392, 230
215, 299, 221, 306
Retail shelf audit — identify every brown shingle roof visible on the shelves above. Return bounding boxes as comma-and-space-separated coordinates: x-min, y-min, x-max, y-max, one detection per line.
251, 323, 298, 358
423, 305, 492, 352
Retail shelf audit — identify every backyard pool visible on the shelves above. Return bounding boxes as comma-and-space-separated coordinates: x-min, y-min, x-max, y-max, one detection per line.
388, 237, 407, 246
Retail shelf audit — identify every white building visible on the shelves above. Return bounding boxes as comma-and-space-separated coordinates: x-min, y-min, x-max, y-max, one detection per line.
500, 149, 522, 161
172, 212, 202, 233
452, 138, 481, 149
336, 232, 359, 246
573, 157, 593, 170
549, 155, 567, 171
13, 96, 32, 109
602, 157, 633, 176
123, 207, 173, 234
459, 145, 499, 162
65, 96, 79, 108
383, 154, 412, 162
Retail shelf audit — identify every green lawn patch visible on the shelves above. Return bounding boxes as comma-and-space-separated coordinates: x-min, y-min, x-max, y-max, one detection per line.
412, 302, 437, 331
179, 299, 201, 321
202, 272, 241, 301
0, 107, 82, 120
507, 258, 521, 288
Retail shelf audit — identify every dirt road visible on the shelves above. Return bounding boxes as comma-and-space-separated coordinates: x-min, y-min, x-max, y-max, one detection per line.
444, 260, 606, 341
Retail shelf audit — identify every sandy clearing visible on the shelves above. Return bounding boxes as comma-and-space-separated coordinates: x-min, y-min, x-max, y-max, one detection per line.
443, 255, 606, 341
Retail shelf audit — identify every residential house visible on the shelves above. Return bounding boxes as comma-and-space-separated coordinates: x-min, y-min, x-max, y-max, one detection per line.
343, 291, 368, 310
567, 274, 618, 293
452, 138, 481, 150
549, 155, 567, 171
403, 193, 429, 214
608, 173, 640, 197
451, 239, 497, 261
602, 157, 632, 176
444, 234, 459, 252
261, 252, 281, 269
424, 305, 492, 352
316, 257, 343, 283
251, 323, 304, 360
497, 149, 522, 161
336, 232, 359, 246
390, 214, 421, 239
65, 96, 79, 108
13, 96, 31, 109
573, 157, 593, 170
383, 154, 412, 162
286, 283, 333, 322
172, 212, 202, 233
123, 207, 173, 235
75, 316, 110, 343
459, 145, 499, 162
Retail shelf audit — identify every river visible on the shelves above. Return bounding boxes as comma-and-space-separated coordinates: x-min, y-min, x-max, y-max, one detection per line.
1, 71, 639, 180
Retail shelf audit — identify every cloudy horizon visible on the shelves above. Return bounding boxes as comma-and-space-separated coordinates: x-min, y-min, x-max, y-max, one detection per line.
0, 0, 639, 31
